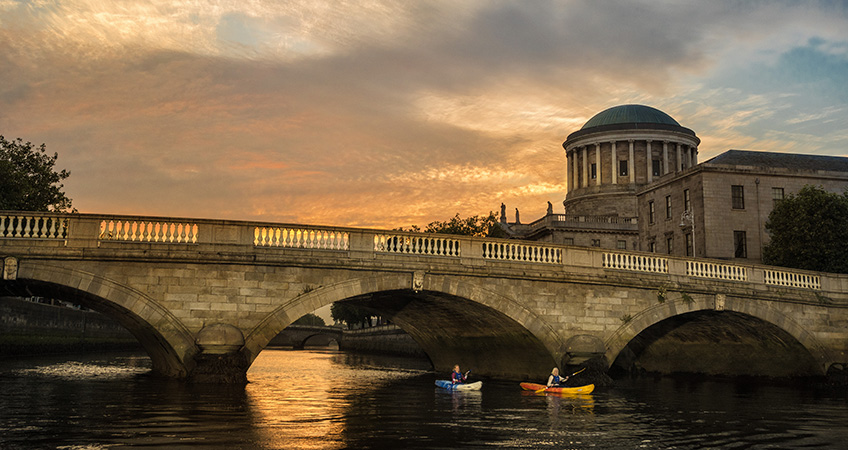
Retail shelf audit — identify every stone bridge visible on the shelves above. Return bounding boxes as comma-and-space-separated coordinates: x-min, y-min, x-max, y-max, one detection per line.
269, 325, 343, 349
1, 212, 846, 383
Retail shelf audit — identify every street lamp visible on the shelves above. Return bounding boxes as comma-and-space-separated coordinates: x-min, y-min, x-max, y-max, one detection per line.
679, 209, 695, 257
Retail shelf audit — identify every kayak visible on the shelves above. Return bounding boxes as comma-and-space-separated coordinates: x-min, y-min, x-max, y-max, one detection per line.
435, 380, 483, 391
520, 382, 594, 394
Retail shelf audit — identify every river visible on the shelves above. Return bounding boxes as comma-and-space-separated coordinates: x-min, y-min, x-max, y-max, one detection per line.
1, 349, 846, 449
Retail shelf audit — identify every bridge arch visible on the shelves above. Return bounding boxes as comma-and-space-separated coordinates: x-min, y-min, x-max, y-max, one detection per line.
604, 294, 832, 375
244, 272, 564, 379
13, 261, 198, 378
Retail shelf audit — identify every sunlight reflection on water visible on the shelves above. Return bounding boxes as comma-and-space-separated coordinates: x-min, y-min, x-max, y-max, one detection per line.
2, 349, 847, 449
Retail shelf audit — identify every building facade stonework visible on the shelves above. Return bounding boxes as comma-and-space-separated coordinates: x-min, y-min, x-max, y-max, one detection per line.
502, 104, 848, 263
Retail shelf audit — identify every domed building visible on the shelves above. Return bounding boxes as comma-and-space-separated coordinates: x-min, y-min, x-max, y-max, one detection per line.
500, 103, 848, 262
562, 104, 700, 217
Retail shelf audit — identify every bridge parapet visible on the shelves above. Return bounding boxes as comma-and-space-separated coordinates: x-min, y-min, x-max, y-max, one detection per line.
2, 211, 845, 298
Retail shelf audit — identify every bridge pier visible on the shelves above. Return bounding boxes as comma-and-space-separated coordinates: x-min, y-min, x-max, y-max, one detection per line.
190, 324, 249, 384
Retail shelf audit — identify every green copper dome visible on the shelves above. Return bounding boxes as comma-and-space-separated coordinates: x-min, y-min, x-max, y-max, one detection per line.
581, 104, 680, 130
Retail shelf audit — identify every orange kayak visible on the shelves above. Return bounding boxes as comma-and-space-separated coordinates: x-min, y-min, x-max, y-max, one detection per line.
520, 382, 594, 394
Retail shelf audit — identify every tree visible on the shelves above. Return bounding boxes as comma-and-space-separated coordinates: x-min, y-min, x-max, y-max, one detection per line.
399, 211, 508, 238
330, 302, 375, 329
1, 135, 73, 212
763, 185, 848, 274
291, 313, 326, 327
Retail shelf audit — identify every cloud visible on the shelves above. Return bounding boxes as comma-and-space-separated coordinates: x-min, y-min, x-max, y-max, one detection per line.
1, 1, 847, 228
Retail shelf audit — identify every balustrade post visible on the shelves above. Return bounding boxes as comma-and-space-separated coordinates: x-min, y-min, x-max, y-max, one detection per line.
460, 236, 482, 266
667, 258, 687, 277
562, 247, 594, 268
349, 230, 375, 259
65, 215, 102, 248
749, 266, 765, 286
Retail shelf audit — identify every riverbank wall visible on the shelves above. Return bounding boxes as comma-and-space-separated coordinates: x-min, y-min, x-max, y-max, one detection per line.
1, 296, 140, 356
340, 324, 427, 358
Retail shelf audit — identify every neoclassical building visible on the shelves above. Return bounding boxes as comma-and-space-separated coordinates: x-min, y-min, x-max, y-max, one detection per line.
501, 104, 848, 263
563, 104, 700, 217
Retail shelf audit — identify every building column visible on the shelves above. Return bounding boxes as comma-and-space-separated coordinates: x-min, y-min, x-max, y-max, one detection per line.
582, 146, 588, 188
646, 140, 653, 183
595, 143, 601, 185
691, 146, 698, 165
628, 140, 635, 185
662, 141, 669, 174
611, 141, 617, 185
566, 151, 572, 192
676, 143, 682, 172
573, 148, 579, 190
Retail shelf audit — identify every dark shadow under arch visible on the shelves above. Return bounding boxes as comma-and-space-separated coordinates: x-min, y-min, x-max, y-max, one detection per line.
7, 263, 196, 378
610, 310, 821, 377
245, 273, 561, 381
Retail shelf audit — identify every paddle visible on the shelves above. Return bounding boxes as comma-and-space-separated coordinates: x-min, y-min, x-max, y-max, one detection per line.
536, 367, 587, 392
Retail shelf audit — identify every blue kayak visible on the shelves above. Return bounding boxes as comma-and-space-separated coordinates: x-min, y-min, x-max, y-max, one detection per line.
435, 380, 483, 391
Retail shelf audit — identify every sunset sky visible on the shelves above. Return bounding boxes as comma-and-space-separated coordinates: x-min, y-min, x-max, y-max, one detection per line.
2, 1, 847, 229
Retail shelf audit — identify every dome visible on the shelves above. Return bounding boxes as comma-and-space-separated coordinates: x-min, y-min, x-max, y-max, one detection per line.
581, 104, 680, 130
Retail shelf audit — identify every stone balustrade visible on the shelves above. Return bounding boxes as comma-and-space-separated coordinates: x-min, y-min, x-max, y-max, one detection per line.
0, 214, 68, 240
255, 226, 349, 250
100, 219, 198, 243
374, 233, 460, 256
1, 211, 841, 294
482, 241, 562, 264
603, 252, 668, 273
764, 269, 821, 290
687, 261, 748, 282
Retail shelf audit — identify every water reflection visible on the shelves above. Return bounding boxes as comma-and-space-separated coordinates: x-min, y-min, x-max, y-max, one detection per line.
1, 349, 847, 449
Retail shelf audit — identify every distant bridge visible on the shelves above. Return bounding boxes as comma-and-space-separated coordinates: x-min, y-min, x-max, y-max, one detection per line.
270, 325, 343, 349
1, 211, 846, 382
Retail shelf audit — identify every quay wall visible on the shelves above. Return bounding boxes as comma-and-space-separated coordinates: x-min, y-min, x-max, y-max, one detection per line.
0, 296, 140, 356
340, 325, 428, 359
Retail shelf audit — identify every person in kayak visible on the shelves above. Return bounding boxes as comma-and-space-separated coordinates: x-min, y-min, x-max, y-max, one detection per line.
451, 365, 469, 384
547, 367, 568, 387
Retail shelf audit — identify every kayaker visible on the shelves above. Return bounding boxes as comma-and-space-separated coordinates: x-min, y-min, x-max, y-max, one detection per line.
547, 367, 568, 387
451, 365, 468, 384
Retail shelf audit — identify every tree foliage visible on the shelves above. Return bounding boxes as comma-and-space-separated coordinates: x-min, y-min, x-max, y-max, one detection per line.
400, 211, 507, 238
763, 185, 848, 274
1, 135, 73, 212
330, 302, 375, 329
291, 313, 326, 327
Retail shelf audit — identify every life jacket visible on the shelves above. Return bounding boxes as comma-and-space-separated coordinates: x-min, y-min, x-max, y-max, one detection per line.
551, 374, 561, 386
451, 370, 465, 384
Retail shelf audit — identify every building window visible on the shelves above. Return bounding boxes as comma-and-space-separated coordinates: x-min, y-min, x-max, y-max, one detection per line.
772, 187, 784, 206
652, 159, 661, 176
591, 163, 597, 179
591, 239, 601, 247
563, 237, 574, 245
734, 231, 747, 258
617, 240, 626, 250
732, 185, 745, 209
683, 189, 691, 212
619, 160, 628, 176
649, 201, 655, 224
665, 195, 672, 219
685, 233, 693, 256
666, 236, 673, 255
649, 241, 656, 253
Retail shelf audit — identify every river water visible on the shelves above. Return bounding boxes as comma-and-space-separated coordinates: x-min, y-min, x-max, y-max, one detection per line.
1, 349, 846, 449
